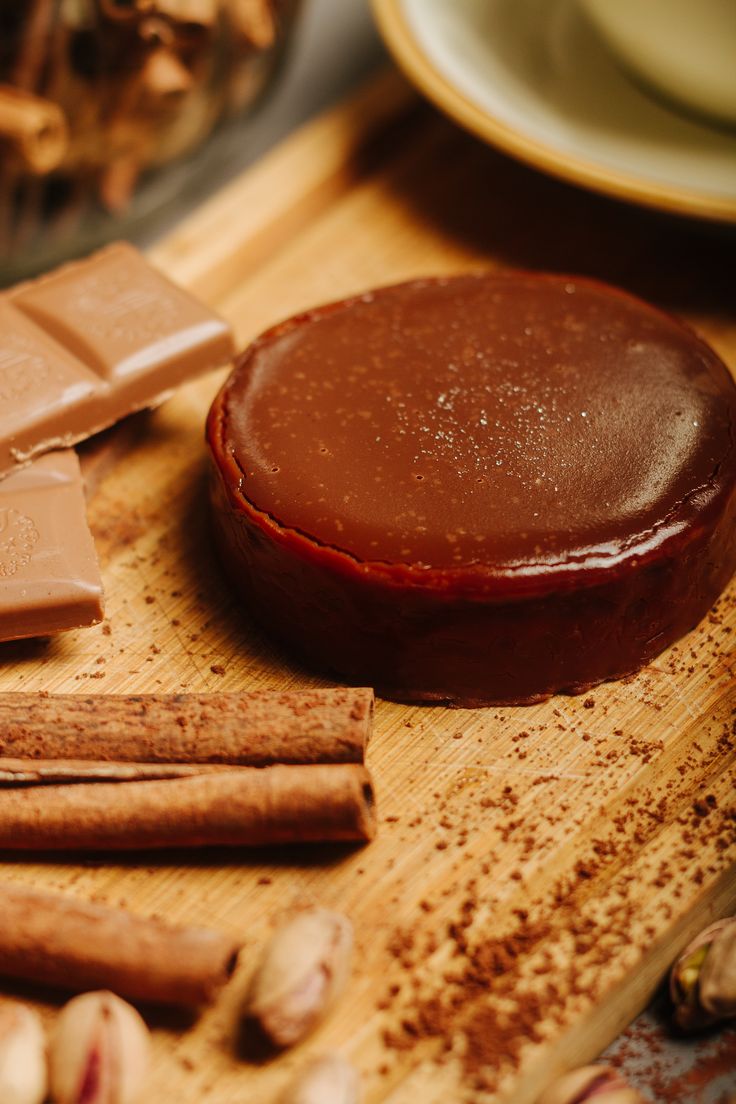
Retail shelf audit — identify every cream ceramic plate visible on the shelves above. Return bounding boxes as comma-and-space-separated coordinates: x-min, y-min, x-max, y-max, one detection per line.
373, 0, 736, 223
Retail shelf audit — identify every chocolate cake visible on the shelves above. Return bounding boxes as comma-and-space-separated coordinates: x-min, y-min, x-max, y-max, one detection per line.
207, 273, 736, 705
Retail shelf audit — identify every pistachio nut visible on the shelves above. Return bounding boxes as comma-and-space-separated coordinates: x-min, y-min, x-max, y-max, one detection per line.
0, 1003, 47, 1104
670, 916, 736, 1031
280, 1053, 360, 1104
49, 990, 150, 1104
537, 1064, 647, 1104
244, 908, 353, 1048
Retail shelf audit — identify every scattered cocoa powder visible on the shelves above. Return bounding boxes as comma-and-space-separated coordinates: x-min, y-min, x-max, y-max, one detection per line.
374, 700, 735, 1096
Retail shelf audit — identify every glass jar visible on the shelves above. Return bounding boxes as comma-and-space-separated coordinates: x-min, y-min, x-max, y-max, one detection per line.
0, 0, 299, 283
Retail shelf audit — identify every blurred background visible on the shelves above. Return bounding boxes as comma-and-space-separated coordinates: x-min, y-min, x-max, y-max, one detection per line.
0, 0, 384, 283
0, 1, 733, 1097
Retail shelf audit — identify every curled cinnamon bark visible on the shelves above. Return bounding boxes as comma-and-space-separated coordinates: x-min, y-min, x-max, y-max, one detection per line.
0, 757, 226, 785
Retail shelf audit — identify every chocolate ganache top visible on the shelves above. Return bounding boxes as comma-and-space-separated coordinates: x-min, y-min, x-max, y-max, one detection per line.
222, 273, 736, 573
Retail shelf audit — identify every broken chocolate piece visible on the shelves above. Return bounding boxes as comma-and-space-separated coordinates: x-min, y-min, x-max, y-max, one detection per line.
0, 241, 234, 476
0, 450, 103, 641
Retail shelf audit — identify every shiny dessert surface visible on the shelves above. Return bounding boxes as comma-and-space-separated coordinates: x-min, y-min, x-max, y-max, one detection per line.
220, 273, 736, 575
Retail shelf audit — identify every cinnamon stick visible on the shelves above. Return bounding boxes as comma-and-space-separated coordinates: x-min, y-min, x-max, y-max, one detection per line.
138, 45, 193, 105
0, 85, 69, 174
0, 765, 376, 849
0, 689, 373, 765
11, 0, 56, 92
99, 152, 143, 213
0, 882, 239, 1006
98, 152, 143, 212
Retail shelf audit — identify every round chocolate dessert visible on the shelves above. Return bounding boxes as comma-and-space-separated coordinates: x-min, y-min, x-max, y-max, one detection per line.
207, 273, 736, 705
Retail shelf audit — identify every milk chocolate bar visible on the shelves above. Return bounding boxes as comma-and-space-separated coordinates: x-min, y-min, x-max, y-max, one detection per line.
0, 450, 103, 641
0, 241, 234, 476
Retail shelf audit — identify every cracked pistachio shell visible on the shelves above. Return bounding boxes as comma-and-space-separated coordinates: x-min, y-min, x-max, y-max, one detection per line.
244, 908, 353, 1048
537, 1065, 647, 1104
49, 990, 150, 1104
280, 1053, 360, 1104
670, 916, 736, 1030
0, 1003, 47, 1104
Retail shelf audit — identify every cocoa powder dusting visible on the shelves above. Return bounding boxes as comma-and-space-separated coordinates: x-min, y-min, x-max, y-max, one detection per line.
375, 702, 735, 1097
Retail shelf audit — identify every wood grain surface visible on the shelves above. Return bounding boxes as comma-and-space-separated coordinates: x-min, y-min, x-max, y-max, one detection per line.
0, 73, 734, 1103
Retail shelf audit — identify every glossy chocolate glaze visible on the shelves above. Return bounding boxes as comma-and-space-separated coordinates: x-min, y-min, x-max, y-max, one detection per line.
208, 274, 736, 705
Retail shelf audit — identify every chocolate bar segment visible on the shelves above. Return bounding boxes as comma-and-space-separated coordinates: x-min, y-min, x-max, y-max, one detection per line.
0, 450, 103, 641
0, 242, 234, 475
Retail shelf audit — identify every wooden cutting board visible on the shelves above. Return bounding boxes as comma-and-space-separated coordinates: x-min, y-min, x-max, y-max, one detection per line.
0, 73, 734, 1103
